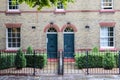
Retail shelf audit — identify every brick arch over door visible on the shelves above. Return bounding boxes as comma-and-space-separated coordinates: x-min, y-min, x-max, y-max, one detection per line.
61, 24, 77, 32
44, 23, 60, 32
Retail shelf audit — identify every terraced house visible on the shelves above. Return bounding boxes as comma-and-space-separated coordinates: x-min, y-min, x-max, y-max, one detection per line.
0, 0, 120, 58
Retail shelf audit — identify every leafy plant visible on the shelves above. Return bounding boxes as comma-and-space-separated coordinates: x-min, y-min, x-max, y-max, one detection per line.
75, 54, 103, 69
26, 46, 33, 54
92, 47, 99, 54
0, 54, 15, 70
25, 54, 47, 69
103, 52, 115, 69
15, 49, 26, 69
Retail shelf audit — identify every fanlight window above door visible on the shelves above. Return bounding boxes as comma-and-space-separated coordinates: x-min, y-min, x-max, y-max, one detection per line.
47, 27, 57, 32
64, 27, 74, 32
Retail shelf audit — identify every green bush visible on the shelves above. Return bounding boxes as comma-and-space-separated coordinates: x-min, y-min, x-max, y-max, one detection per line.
114, 54, 119, 67
75, 55, 86, 69
103, 52, 115, 69
15, 49, 26, 69
26, 46, 33, 54
0, 54, 15, 70
25, 54, 47, 69
25, 54, 34, 67
75, 54, 103, 69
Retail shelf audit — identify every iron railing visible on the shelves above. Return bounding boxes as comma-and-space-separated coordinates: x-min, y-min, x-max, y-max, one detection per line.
0, 50, 120, 76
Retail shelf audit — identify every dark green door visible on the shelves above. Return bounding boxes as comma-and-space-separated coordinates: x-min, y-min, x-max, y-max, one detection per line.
64, 34, 74, 58
47, 34, 57, 58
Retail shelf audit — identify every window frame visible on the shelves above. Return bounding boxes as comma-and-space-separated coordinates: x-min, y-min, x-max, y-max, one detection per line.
100, 27, 115, 49
6, 28, 21, 50
101, 0, 113, 10
55, 1, 65, 12
7, 0, 19, 12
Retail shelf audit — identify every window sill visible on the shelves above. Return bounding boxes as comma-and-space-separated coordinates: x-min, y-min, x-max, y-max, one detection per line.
5, 11, 21, 14
99, 9, 115, 13
100, 48, 117, 51
4, 50, 17, 53
54, 10, 66, 14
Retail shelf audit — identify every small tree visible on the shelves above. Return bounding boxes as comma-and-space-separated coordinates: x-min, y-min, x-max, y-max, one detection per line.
15, 49, 26, 69
103, 52, 115, 69
92, 47, 99, 54
26, 46, 33, 54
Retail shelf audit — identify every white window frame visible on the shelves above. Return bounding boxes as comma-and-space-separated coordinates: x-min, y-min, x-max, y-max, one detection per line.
101, 0, 113, 10
100, 27, 114, 49
6, 28, 21, 50
7, 0, 19, 11
56, 1, 64, 11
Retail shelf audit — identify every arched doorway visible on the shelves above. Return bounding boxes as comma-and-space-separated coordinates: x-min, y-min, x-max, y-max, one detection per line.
64, 27, 74, 58
47, 27, 58, 58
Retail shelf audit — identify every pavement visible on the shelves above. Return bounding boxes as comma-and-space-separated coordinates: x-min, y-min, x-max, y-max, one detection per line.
0, 74, 120, 80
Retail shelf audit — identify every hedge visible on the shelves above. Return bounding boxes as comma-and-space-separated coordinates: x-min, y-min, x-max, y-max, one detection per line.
0, 53, 47, 70
75, 54, 103, 69
25, 54, 47, 69
103, 52, 115, 69
75, 52, 118, 69
0, 54, 15, 70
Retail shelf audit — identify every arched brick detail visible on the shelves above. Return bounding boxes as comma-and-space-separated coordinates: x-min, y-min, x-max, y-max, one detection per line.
61, 24, 77, 32
44, 24, 60, 32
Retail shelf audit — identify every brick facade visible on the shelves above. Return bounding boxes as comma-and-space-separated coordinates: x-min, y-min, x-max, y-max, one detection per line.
0, 0, 120, 51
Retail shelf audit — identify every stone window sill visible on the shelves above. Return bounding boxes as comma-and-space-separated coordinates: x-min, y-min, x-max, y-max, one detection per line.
54, 10, 66, 14
100, 48, 117, 51
99, 9, 115, 13
5, 11, 21, 14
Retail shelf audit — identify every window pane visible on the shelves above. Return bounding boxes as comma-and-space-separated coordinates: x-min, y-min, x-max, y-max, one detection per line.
12, 43, 16, 47
17, 28, 20, 32
8, 33, 11, 37
17, 38, 20, 42
8, 38, 12, 42
109, 42, 114, 46
12, 33, 16, 37
12, 38, 16, 42
109, 27, 113, 31
17, 33, 20, 37
8, 43, 11, 47
8, 28, 11, 32
17, 43, 20, 47
108, 38, 113, 42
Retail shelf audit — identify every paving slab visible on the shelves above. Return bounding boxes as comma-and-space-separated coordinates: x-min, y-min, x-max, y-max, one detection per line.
0, 75, 120, 80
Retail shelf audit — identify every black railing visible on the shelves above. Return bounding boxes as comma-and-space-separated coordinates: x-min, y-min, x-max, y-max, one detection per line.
0, 50, 120, 76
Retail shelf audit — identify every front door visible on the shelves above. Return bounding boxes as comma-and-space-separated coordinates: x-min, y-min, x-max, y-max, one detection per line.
64, 33, 74, 58
47, 34, 57, 58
